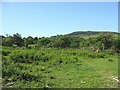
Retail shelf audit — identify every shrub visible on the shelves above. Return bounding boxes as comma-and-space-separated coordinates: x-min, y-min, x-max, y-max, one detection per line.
88, 54, 96, 58
87, 52, 97, 58
18, 71, 39, 81
97, 53, 106, 58
9, 50, 50, 63
2, 50, 11, 56
108, 59, 113, 62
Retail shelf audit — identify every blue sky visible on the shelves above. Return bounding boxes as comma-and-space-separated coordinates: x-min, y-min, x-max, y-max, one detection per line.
2, 2, 118, 37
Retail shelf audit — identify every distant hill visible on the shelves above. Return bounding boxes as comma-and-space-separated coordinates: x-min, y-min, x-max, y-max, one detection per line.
68, 31, 119, 36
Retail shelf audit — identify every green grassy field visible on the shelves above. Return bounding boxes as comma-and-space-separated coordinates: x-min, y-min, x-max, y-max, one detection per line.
2, 47, 118, 88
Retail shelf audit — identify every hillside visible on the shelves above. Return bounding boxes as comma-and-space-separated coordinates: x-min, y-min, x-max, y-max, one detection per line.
1, 31, 120, 52
1, 31, 120, 88
65, 31, 119, 40
68, 31, 119, 36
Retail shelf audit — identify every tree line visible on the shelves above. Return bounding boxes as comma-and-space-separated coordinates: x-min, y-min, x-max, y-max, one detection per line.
1, 32, 120, 53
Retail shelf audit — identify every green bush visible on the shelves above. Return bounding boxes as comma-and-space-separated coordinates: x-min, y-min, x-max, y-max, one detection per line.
108, 59, 113, 62
97, 53, 106, 58
18, 71, 40, 81
9, 50, 51, 63
88, 53, 96, 58
2, 47, 118, 88
2, 50, 11, 56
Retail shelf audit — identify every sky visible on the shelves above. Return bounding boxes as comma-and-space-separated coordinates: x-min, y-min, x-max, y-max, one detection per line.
2, 2, 118, 37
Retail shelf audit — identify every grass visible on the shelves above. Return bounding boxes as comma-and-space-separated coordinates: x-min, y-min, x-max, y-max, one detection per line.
2, 47, 118, 88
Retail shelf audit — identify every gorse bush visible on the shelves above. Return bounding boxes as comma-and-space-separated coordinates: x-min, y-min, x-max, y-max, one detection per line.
9, 49, 51, 63
88, 53, 96, 58
2, 47, 118, 88
88, 52, 106, 58
18, 71, 41, 81
108, 59, 113, 62
2, 49, 11, 56
75, 50, 107, 58
97, 53, 106, 58
9, 50, 35, 63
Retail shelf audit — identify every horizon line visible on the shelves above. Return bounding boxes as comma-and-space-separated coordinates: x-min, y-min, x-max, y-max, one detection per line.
1, 30, 119, 38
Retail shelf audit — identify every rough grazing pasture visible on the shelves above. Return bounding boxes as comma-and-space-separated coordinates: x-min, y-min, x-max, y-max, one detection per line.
2, 47, 118, 88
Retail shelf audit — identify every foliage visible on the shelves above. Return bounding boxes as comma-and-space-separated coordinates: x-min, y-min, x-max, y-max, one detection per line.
1, 31, 119, 88
1, 32, 120, 53
36, 37, 50, 48
2, 47, 118, 88
12, 33, 24, 47
2, 37, 13, 46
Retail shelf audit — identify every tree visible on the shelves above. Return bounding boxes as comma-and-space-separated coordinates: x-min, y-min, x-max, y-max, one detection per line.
59, 36, 70, 48
12, 33, 24, 47
33, 37, 38, 44
26, 36, 34, 45
0, 35, 5, 45
56, 36, 70, 48
23, 37, 28, 48
37, 37, 50, 47
98, 34, 113, 50
49, 35, 71, 48
112, 35, 120, 53
79, 39, 90, 49
70, 41, 79, 48
2, 37, 13, 46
